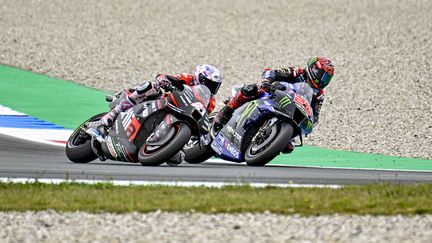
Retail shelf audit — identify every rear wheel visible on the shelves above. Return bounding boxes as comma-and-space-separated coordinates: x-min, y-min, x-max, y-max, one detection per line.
66, 113, 106, 163
245, 122, 293, 166
138, 123, 191, 166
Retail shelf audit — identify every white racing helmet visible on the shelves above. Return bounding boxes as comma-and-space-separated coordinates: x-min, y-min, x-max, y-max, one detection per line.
194, 64, 222, 95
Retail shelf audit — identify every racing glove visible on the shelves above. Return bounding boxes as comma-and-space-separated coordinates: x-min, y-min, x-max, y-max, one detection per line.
260, 80, 276, 93
155, 75, 173, 91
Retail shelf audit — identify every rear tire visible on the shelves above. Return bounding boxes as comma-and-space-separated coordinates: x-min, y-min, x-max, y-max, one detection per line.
66, 113, 106, 163
245, 122, 293, 166
183, 114, 215, 164
183, 138, 214, 164
138, 123, 191, 166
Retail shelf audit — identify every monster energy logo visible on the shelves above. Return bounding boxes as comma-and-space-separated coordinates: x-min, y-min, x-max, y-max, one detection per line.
278, 95, 292, 108
238, 101, 258, 124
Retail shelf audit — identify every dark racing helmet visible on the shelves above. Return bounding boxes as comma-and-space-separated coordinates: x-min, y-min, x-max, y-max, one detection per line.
305, 56, 334, 89
194, 64, 222, 95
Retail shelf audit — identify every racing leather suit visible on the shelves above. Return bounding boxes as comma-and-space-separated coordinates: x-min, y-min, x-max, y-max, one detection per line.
101, 73, 217, 127
217, 66, 325, 127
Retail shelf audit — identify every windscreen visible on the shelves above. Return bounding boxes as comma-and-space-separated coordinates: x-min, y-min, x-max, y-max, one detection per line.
288, 82, 313, 105
189, 85, 211, 106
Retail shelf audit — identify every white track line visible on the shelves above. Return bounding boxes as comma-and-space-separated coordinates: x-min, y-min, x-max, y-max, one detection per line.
0, 105, 26, 115
205, 159, 432, 173
0, 177, 342, 189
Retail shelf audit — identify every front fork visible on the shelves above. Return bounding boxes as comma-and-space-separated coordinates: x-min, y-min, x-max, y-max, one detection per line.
251, 117, 279, 143
251, 117, 304, 147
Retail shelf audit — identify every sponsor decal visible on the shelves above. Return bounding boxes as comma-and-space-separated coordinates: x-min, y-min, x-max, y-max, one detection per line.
167, 103, 183, 113
238, 101, 258, 124
184, 94, 192, 104
224, 140, 240, 158
151, 101, 157, 112
106, 137, 118, 158
211, 133, 225, 155
203, 119, 209, 127
278, 95, 292, 108
216, 133, 225, 144
294, 94, 312, 116
180, 95, 188, 106
121, 109, 134, 128
211, 141, 223, 155
114, 121, 119, 135
142, 107, 149, 117
226, 125, 242, 142
115, 142, 129, 161
121, 145, 134, 162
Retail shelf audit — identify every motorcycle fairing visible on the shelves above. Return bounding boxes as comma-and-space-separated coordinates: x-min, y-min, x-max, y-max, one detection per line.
100, 101, 166, 162
211, 99, 266, 162
146, 114, 180, 146
211, 83, 314, 162
100, 109, 143, 162
167, 85, 211, 135
98, 84, 213, 163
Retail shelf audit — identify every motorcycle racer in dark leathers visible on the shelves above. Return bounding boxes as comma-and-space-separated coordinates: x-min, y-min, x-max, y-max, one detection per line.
214, 56, 334, 153
87, 64, 222, 130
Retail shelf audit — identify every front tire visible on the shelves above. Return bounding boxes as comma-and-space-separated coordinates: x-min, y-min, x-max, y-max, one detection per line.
138, 123, 191, 166
245, 122, 293, 166
66, 113, 106, 163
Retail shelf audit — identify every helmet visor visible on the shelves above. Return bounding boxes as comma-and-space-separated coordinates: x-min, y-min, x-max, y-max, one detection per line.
311, 66, 332, 88
200, 74, 221, 94
319, 72, 332, 88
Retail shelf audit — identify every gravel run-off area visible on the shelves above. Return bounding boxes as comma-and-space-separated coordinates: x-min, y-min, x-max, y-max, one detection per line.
0, 0, 431, 159
0, 211, 431, 242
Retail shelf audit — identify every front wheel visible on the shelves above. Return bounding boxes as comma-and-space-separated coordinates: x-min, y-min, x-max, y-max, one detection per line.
66, 113, 106, 163
245, 122, 293, 166
138, 123, 192, 166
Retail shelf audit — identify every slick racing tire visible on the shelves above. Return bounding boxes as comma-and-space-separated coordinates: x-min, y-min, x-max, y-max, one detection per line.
183, 138, 214, 164
138, 122, 191, 166
245, 122, 293, 166
183, 114, 215, 164
66, 113, 106, 163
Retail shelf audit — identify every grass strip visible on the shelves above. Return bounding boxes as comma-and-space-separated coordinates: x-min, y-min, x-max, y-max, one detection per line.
1, 182, 431, 215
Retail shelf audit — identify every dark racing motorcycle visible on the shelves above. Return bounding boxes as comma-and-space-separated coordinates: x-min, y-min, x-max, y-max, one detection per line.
66, 84, 212, 166
184, 82, 315, 166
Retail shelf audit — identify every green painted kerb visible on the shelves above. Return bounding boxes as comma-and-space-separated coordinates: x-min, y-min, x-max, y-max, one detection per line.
271, 146, 432, 171
1, 64, 431, 171
0, 65, 107, 128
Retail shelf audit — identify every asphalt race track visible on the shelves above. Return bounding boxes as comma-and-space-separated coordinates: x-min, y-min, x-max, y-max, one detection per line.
1, 134, 431, 185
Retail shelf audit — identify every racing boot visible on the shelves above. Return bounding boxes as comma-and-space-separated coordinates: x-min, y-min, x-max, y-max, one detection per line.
100, 108, 119, 127
83, 109, 118, 139
102, 95, 136, 126
213, 85, 257, 131
282, 139, 295, 154
213, 105, 234, 132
